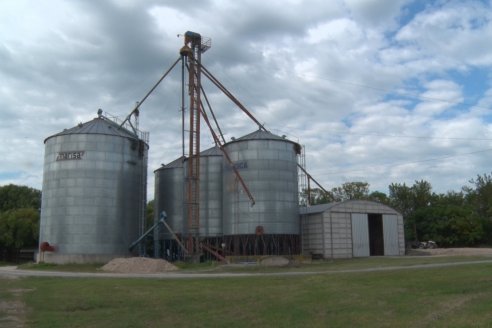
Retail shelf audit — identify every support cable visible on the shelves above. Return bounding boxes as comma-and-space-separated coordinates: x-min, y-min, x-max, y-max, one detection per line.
196, 61, 267, 132
200, 84, 226, 144
120, 57, 182, 128
297, 164, 331, 201
199, 98, 256, 205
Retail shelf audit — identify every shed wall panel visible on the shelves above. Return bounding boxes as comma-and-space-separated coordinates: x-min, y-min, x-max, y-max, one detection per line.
351, 213, 369, 257
329, 212, 352, 258
301, 214, 324, 256
383, 214, 399, 255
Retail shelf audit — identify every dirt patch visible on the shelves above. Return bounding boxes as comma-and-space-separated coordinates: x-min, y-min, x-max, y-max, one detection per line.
101, 257, 178, 274
0, 285, 33, 328
408, 248, 492, 256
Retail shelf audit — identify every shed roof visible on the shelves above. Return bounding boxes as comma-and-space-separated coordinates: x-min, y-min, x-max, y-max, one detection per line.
300, 200, 402, 216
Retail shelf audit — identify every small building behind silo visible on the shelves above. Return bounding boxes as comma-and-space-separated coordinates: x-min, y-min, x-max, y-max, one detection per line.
39, 113, 148, 264
222, 130, 301, 256
300, 200, 404, 259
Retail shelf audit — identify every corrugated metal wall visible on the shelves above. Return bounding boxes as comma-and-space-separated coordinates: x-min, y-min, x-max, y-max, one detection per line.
301, 201, 405, 259
351, 213, 369, 257
383, 214, 399, 256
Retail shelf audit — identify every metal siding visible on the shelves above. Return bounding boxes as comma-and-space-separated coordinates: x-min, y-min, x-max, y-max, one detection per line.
222, 133, 299, 235
383, 214, 399, 256
198, 152, 223, 236
40, 128, 147, 263
154, 165, 184, 236
351, 213, 369, 257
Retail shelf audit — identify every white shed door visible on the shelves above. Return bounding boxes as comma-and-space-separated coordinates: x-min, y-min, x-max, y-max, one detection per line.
383, 214, 399, 256
351, 213, 369, 257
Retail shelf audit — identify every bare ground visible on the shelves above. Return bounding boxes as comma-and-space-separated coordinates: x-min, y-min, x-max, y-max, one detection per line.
0, 286, 33, 328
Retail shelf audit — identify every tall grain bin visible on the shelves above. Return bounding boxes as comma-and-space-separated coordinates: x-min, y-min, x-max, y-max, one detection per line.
154, 156, 185, 236
154, 146, 224, 259
222, 130, 301, 255
197, 146, 223, 237
39, 113, 148, 264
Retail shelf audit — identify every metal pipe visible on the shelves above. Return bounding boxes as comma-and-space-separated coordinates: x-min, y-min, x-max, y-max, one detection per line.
198, 62, 267, 132
297, 164, 330, 196
181, 55, 186, 157
200, 85, 226, 144
120, 57, 181, 128
198, 100, 256, 206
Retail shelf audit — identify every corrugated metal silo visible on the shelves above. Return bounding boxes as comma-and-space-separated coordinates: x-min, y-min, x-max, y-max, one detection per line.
154, 146, 223, 236
153, 146, 223, 259
197, 146, 223, 237
39, 113, 148, 263
153, 156, 185, 237
222, 130, 301, 255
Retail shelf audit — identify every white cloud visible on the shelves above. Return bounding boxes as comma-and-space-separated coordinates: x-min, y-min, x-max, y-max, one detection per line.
1, 0, 492, 198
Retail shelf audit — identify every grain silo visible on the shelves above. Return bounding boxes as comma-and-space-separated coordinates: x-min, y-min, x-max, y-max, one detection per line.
154, 156, 185, 235
153, 146, 224, 259
38, 112, 148, 264
197, 146, 223, 238
222, 130, 301, 256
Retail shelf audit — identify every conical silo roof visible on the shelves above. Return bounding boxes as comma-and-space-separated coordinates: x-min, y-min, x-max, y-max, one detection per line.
200, 145, 222, 156
155, 156, 186, 172
235, 129, 286, 141
227, 129, 301, 154
44, 116, 138, 143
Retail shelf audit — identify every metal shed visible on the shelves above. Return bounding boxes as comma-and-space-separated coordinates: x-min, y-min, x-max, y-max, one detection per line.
300, 200, 405, 259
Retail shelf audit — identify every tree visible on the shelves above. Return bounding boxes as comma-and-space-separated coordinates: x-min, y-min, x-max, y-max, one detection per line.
368, 191, 389, 204
0, 184, 41, 261
331, 182, 370, 202
463, 173, 492, 243
0, 208, 39, 261
388, 180, 434, 242
299, 188, 333, 205
0, 184, 41, 212
412, 180, 432, 208
301, 182, 371, 205
388, 182, 414, 218
409, 204, 483, 247
146, 199, 155, 228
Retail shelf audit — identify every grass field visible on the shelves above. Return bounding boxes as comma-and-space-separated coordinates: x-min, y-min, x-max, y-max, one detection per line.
2, 257, 492, 327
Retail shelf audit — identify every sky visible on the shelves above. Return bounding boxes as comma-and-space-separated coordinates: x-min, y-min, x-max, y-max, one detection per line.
1, 0, 492, 199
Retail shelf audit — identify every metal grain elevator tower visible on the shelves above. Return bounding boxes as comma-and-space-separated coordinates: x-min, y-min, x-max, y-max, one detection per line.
180, 31, 211, 258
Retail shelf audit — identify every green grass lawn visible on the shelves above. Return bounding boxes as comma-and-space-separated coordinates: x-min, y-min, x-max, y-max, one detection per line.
2, 259, 492, 327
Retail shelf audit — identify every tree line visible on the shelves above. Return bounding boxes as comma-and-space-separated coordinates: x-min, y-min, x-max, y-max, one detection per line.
0, 184, 41, 261
303, 173, 492, 247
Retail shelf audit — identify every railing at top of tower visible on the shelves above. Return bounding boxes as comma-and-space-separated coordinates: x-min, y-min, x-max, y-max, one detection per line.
102, 110, 150, 144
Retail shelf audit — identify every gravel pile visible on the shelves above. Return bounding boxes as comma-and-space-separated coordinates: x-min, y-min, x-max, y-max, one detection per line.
101, 257, 178, 274
260, 256, 290, 267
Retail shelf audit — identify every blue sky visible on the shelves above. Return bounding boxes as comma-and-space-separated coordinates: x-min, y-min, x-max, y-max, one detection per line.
0, 0, 491, 197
